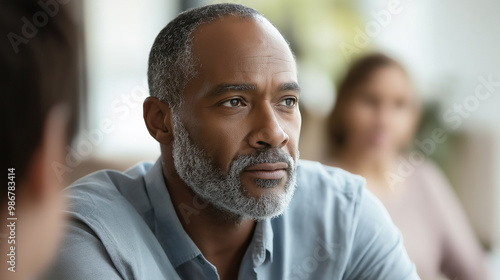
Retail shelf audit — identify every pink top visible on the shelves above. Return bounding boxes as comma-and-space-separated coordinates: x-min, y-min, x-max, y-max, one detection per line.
376, 161, 488, 280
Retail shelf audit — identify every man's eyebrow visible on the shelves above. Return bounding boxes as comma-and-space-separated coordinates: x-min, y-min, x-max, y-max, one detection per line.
209, 83, 258, 96
279, 82, 301, 93
207, 82, 300, 97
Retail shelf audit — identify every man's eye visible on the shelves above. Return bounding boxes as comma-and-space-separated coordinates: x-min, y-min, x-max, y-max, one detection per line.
280, 98, 297, 107
221, 98, 243, 107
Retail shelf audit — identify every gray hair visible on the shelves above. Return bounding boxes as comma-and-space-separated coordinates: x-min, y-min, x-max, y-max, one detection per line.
147, 3, 262, 111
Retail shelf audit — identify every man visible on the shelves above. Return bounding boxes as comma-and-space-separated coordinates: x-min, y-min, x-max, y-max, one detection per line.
47, 4, 419, 280
0, 1, 78, 279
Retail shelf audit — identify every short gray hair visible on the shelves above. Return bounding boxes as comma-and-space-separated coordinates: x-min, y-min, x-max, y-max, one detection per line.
147, 3, 262, 111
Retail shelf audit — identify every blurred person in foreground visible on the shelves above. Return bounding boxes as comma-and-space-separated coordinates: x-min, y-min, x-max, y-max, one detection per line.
323, 53, 488, 280
0, 0, 78, 279
45, 4, 419, 280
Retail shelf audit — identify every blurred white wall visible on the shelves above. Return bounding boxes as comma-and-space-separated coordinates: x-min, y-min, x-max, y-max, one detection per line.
83, 0, 178, 162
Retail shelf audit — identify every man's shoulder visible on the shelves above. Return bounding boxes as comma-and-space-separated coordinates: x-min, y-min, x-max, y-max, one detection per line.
287, 160, 368, 233
66, 161, 154, 213
291, 160, 399, 237
63, 161, 156, 245
68, 161, 154, 196
293, 160, 391, 223
285, 160, 418, 279
56, 161, 176, 279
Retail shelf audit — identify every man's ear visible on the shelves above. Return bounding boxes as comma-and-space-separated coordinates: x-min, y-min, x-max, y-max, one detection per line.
25, 105, 69, 202
143, 97, 173, 145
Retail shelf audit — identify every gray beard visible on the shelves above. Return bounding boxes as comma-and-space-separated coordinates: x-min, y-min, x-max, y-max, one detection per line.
171, 113, 298, 221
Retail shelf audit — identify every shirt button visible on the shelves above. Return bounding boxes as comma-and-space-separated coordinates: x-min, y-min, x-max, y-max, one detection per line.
197, 255, 206, 265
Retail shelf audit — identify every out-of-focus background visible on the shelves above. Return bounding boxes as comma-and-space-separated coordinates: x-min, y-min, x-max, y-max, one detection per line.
66, 0, 499, 276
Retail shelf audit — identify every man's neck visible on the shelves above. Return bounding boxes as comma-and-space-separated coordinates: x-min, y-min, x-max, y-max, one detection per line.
161, 160, 256, 278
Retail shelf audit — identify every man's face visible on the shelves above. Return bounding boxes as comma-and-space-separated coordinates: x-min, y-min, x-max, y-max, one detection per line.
172, 16, 301, 219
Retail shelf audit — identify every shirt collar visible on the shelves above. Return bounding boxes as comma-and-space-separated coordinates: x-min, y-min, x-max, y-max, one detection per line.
252, 217, 274, 265
144, 158, 201, 267
144, 157, 274, 267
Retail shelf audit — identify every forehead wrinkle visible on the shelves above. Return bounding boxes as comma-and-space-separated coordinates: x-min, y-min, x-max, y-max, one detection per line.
272, 70, 294, 75
232, 60, 294, 73
233, 58, 295, 72
229, 72, 295, 78
238, 55, 294, 64
235, 70, 261, 74
232, 69, 295, 78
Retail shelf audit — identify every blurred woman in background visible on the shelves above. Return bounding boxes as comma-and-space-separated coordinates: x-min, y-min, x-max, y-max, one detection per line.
323, 53, 488, 280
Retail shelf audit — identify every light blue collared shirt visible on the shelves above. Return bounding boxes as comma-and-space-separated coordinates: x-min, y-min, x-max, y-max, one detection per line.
45, 158, 419, 280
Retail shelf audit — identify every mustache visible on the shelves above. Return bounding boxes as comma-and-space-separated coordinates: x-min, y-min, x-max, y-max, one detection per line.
228, 148, 295, 177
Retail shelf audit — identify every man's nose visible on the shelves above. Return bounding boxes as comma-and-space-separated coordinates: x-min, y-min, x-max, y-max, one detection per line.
248, 104, 289, 149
